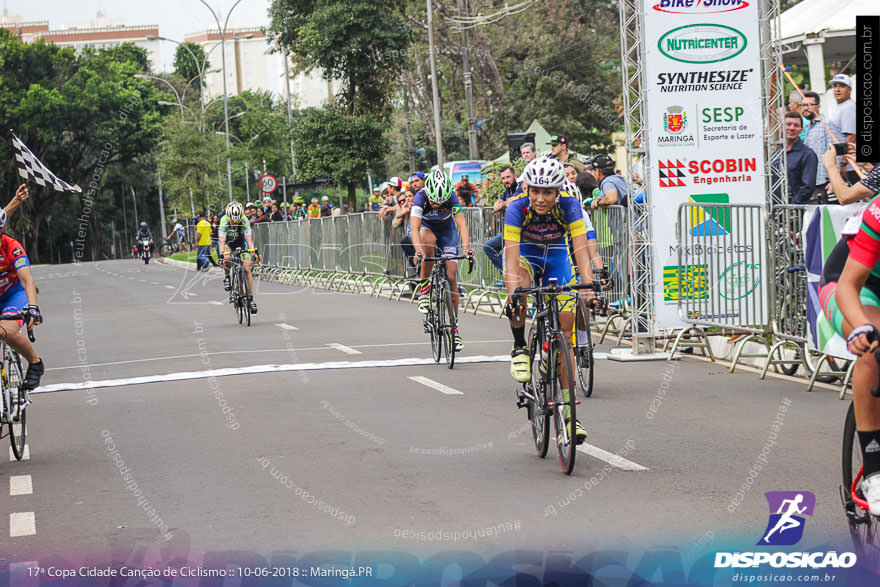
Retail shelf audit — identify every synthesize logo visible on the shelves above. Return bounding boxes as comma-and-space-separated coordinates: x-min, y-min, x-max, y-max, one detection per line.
759, 491, 815, 546
658, 160, 687, 188
659, 24, 747, 64
652, 0, 750, 14
688, 193, 730, 236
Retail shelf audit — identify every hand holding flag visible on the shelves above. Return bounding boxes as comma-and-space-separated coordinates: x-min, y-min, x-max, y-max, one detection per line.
9, 131, 82, 193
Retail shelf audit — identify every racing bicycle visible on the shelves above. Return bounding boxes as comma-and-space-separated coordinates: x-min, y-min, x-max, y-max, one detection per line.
512, 279, 596, 475
417, 252, 473, 369
227, 248, 253, 327
841, 346, 880, 571
0, 311, 36, 460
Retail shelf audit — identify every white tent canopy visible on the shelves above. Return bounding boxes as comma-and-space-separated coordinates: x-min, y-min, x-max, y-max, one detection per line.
774, 0, 875, 93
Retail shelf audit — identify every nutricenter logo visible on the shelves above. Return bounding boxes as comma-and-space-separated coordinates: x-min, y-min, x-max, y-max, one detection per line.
659, 24, 747, 64
653, 0, 750, 14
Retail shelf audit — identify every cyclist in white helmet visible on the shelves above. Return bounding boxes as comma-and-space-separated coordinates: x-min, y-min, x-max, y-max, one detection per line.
219, 202, 258, 314
410, 168, 474, 351
504, 157, 595, 445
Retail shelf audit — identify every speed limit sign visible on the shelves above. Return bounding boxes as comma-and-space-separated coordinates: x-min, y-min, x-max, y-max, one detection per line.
260, 174, 278, 194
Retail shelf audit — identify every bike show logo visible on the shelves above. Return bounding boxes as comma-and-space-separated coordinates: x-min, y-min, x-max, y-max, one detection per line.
659, 106, 696, 147
714, 491, 857, 570
663, 264, 708, 301
719, 261, 760, 300
659, 24, 747, 64
652, 0, 750, 14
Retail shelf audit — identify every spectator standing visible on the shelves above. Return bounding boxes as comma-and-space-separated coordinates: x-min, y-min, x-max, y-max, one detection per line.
588, 154, 628, 209
519, 142, 537, 163
211, 214, 221, 261
393, 189, 417, 269
369, 187, 384, 211
270, 203, 284, 222
195, 211, 213, 270
409, 171, 426, 193
788, 91, 808, 140
482, 166, 523, 273
829, 74, 858, 183
454, 174, 479, 206
292, 198, 307, 220
801, 91, 844, 202
307, 198, 321, 218
320, 196, 333, 217
251, 205, 270, 224
380, 178, 403, 218
549, 135, 585, 173
771, 111, 818, 205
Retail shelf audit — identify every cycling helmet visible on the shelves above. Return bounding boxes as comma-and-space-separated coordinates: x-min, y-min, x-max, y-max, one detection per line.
226, 202, 244, 222
388, 176, 404, 190
425, 169, 453, 204
0, 209, 7, 229
521, 156, 566, 189
561, 180, 582, 198
294, 197, 304, 204
139, 221, 148, 228
540, 150, 552, 158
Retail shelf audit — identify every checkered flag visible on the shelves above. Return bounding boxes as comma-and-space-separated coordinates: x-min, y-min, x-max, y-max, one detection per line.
9, 131, 81, 193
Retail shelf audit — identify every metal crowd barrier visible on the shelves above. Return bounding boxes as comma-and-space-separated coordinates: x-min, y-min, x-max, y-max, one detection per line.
675, 203, 768, 334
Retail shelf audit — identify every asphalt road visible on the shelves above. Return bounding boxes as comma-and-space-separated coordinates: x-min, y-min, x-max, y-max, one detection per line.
0, 259, 862, 577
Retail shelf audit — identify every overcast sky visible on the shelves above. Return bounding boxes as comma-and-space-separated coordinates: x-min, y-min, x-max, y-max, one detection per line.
2, 0, 272, 71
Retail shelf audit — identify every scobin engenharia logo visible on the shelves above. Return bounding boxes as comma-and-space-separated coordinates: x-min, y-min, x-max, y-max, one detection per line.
714, 491, 857, 569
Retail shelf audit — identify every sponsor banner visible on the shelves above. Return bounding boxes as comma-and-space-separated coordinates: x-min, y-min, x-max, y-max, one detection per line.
644, 0, 766, 329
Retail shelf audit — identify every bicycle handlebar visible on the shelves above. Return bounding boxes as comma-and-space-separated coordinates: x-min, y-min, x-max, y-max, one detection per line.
416, 252, 475, 274
0, 311, 36, 342
513, 282, 597, 296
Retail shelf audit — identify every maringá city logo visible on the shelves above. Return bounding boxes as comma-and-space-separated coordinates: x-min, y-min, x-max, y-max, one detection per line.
652, 0, 750, 14
663, 105, 687, 134
758, 491, 815, 546
659, 24, 747, 64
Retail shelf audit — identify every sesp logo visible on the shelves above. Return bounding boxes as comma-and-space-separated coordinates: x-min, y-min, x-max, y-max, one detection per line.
758, 491, 815, 546
653, 0, 750, 14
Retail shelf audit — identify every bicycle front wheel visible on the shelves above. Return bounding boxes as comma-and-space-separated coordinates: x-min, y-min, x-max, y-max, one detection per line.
428, 282, 441, 363
550, 332, 577, 475
574, 296, 594, 398
241, 267, 252, 327
527, 326, 549, 458
6, 350, 26, 460
843, 401, 880, 571
159, 242, 173, 257
442, 283, 456, 369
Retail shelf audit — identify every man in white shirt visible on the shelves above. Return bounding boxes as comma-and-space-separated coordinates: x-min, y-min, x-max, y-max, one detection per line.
829, 73, 858, 183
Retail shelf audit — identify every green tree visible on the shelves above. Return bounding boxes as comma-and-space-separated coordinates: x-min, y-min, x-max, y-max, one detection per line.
270, 0, 412, 207
0, 30, 164, 262
174, 42, 209, 84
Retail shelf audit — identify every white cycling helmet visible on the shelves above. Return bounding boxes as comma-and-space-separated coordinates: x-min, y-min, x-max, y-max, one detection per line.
521, 156, 566, 189
226, 202, 244, 222
0, 209, 7, 229
562, 179, 582, 198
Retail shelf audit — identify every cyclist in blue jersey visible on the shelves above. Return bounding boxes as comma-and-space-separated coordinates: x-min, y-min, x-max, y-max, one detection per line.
410, 169, 474, 351
504, 157, 595, 444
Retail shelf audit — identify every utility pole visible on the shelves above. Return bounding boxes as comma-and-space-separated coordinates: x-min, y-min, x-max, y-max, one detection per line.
158, 174, 167, 238
457, 0, 478, 159
403, 88, 416, 175
281, 44, 296, 177
426, 0, 445, 168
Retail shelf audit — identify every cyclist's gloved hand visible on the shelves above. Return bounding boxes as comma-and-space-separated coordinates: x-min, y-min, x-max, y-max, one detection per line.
847, 324, 880, 355
27, 305, 42, 326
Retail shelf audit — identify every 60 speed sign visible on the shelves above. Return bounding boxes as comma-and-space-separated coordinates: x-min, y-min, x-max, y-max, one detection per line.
260, 174, 278, 194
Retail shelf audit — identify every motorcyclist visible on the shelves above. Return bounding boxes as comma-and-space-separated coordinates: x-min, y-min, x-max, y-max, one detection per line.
135, 222, 153, 255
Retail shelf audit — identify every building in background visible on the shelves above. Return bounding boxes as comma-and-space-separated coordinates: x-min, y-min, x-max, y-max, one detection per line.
1, 10, 161, 73
185, 27, 336, 109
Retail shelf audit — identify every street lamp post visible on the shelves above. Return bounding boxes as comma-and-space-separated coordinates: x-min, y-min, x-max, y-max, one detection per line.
197, 0, 247, 203
147, 35, 205, 107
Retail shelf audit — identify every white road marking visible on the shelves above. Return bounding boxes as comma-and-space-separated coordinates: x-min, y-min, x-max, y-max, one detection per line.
10, 475, 32, 496
9, 512, 35, 537
327, 343, 361, 355
151, 281, 160, 285
164, 285, 175, 290
35, 356, 513, 393
408, 375, 463, 395
209, 301, 224, 305
9, 445, 29, 461
275, 323, 298, 330
577, 444, 649, 471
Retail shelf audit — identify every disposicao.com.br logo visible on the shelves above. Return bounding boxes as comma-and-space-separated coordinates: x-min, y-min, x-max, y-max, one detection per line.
714, 491, 857, 569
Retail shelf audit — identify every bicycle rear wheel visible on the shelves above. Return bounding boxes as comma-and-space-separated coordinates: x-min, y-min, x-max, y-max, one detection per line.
441, 283, 456, 369
527, 327, 549, 458
842, 401, 880, 571
6, 349, 26, 460
241, 267, 252, 327
428, 282, 441, 363
550, 332, 577, 475
159, 242, 173, 257
574, 297, 594, 398
231, 268, 243, 325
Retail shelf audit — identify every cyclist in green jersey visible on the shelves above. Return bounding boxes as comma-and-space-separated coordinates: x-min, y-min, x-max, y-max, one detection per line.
219, 202, 258, 314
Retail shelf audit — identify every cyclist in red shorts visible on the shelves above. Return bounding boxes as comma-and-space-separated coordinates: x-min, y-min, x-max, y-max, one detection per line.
820, 145, 880, 512
0, 206, 43, 391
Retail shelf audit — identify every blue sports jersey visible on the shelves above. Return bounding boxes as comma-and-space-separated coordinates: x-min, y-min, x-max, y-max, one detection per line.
411, 190, 463, 228
503, 190, 587, 246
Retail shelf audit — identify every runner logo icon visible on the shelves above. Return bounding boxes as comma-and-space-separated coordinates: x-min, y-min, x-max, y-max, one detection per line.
758, 491, 815, 546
